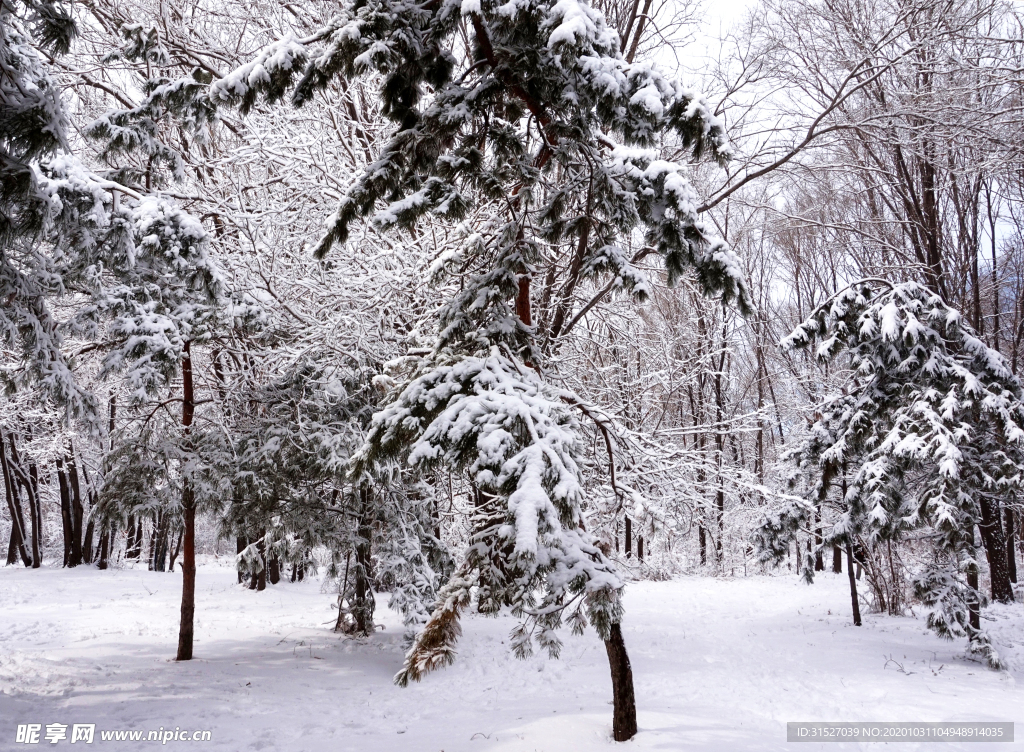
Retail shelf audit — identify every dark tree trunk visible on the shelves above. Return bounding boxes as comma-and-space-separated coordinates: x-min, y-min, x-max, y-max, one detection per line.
1005, 507, 1017, 584
625, 517, 632, 558
134, 517, 144, 559
268, 554, 280, 585
353, 486, 375, 634
147, 516, 158, 570
699, 525, 707, 565
96, 395, 114, 571
845, 541, 862, 627
56, 457, 73, 566
715, 486, 725, 562
97, 527, 110, 570
604, 622, 638, 742
967, 561, 981, 631
8, 435, 42, 568
125, 516, 135, 558
832, 544, 842, 574
176, 491, 196, 660
176, 340, 197, 662
126, 515, 141, 560
168, 526, 183, 572
290, 563, 297, 583
66, 449, 84, 566
28, 455, 42, 563
82, 516, 95, 565
297, 562, 305, 581
637, 536, 644, 562
814, 508, 824, 571
236, 535, 247, 584
1, 432, 31, 567
151, 513, 171, 572
978, 497, 1014, 603
255, 533, 267, 591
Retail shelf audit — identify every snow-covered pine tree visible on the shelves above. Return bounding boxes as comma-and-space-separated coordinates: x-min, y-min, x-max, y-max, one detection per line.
2, 0, 225, 415
83, 22, 216, 191
80, 50, 228, 663
4, 14, 233, 659
758, 280, 1021, 667
210, 0, 747, 739
1, 0, 92, 414
225, 358, 384, 626
0, 0, 74, 240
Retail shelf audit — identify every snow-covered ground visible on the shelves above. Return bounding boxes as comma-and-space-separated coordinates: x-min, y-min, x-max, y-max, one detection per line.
1, 561, 1021, 751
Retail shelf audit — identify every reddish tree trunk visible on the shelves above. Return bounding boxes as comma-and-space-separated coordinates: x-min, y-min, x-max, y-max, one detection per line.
176, 341, 197, 661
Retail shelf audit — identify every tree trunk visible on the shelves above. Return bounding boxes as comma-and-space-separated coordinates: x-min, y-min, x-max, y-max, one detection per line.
176, 491, 196, 660
236, 535, 247, 584
967, 561, 981, 631
66, 449, 84, 566
125, 515, 135, 559
147, 516, 158, 570
1005, 507, 1017, 584
978, 497, 1014, 603
27, 454, 42, 565
845, 541, 862, 626
56, 457, 73, 566
624, 517, 632, 558
96, 395, 114, 571
97, 527, 110, 570
1, 432, 31, 567
604, 622, 638, 742
353, 486, 375, 634
8, 435, 42, 568
82, 516, 95, 565
176, 340, 197, 662
268, 554, 280, 585
126, 515, 141, 560
155, 522, 171, 571
255, 534, 267, 591
814, 508, 824, 571
168, 526, 183, 572
832, 544, 842, 573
